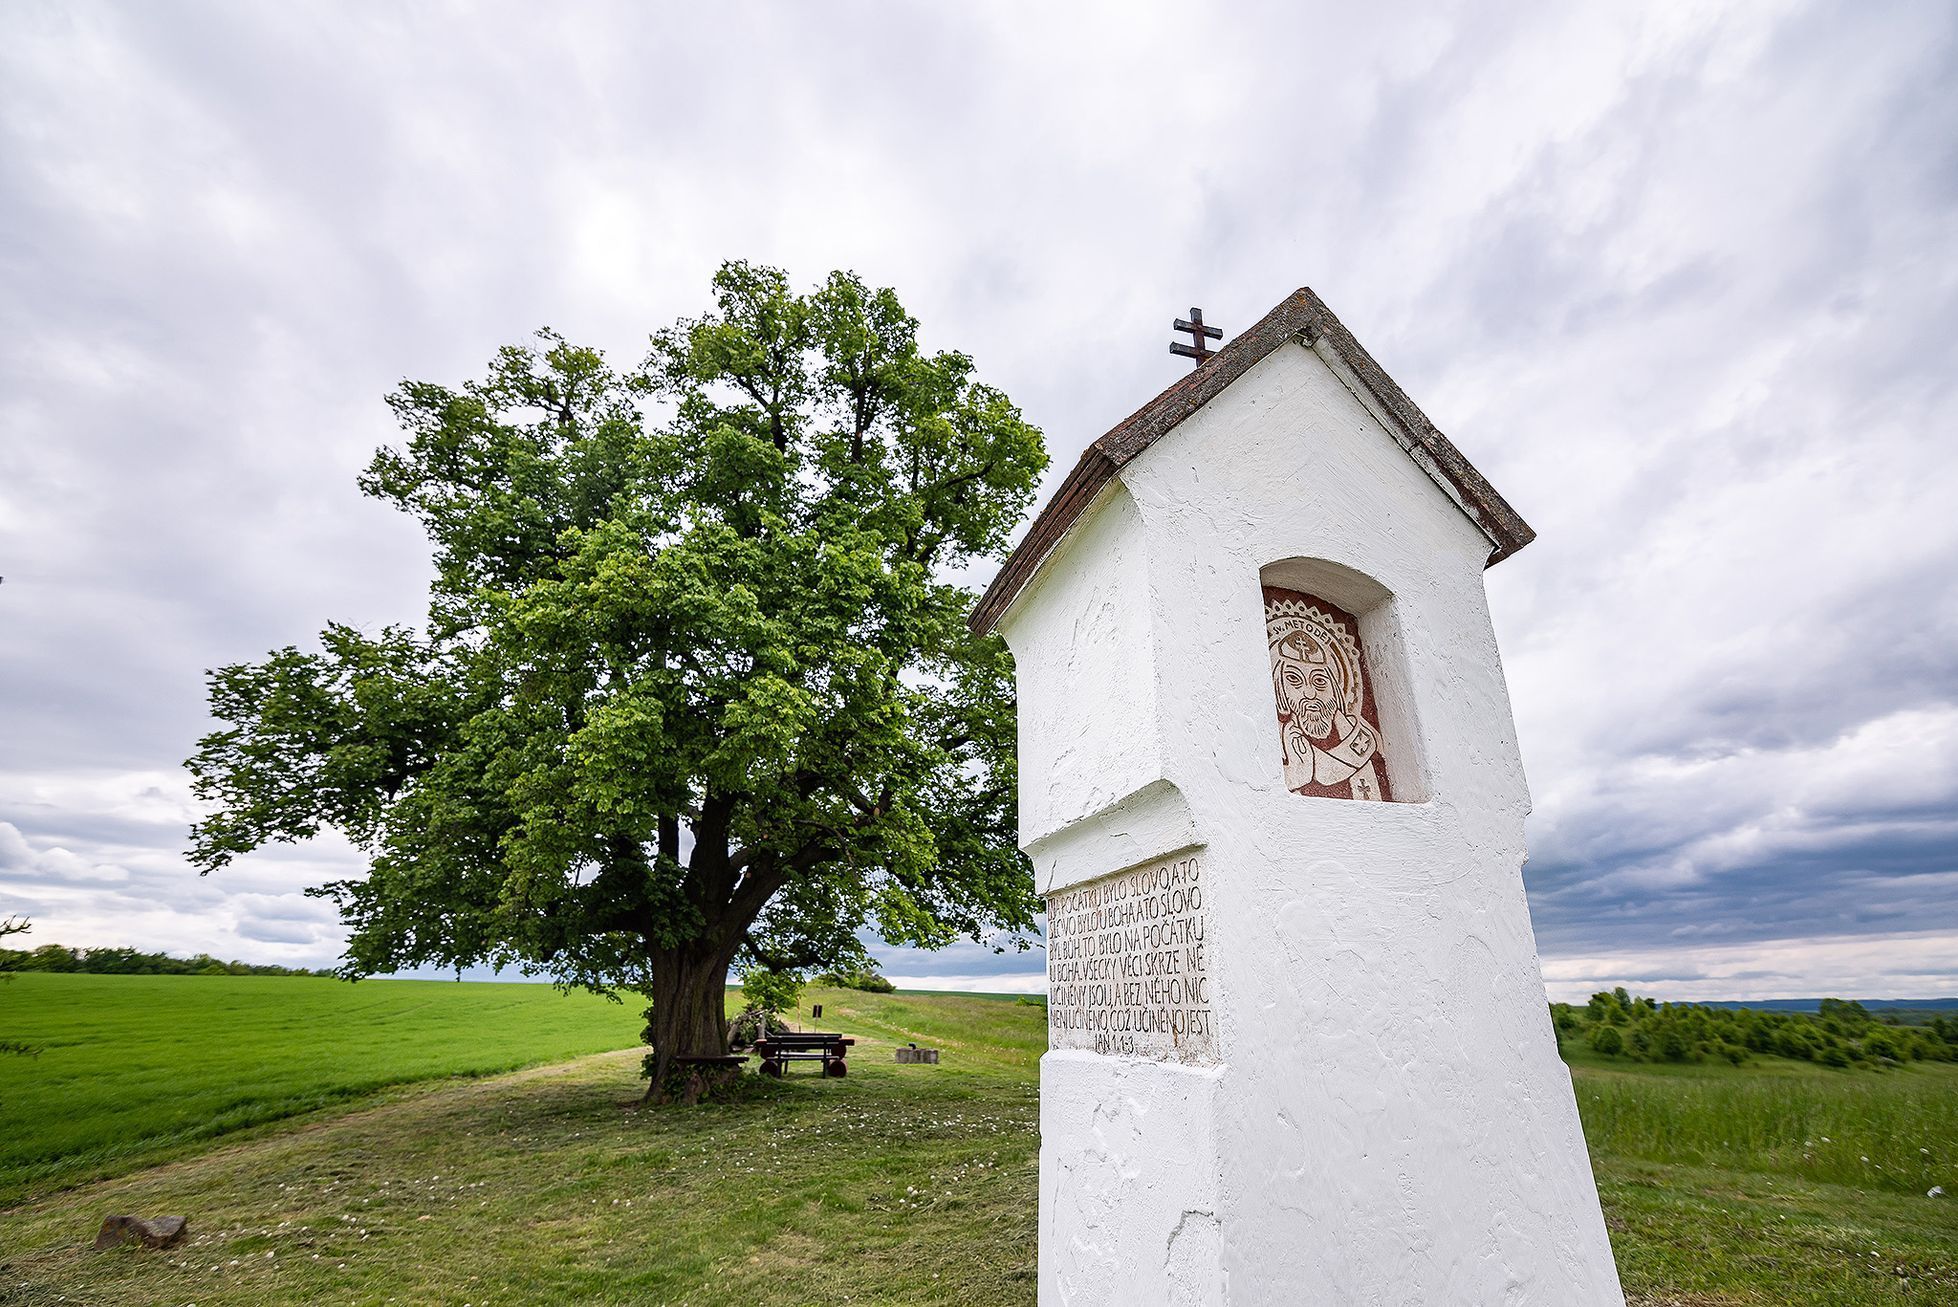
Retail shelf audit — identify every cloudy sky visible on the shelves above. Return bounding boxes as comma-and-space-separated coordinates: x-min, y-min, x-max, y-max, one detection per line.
3, 2, 1954, 1001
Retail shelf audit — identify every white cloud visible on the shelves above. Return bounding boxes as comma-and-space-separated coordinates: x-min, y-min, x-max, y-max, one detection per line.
1541, 930, 1958, 1004
0, 820, 132, 888
882, 973, 1049, 996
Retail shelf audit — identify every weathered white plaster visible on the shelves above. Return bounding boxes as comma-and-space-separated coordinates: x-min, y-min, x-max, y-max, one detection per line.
1001, 340, 1623, 1305
1039, 1051, 1225, 1307
1023, 778, 1196, 896
1005, 481, 1163, 848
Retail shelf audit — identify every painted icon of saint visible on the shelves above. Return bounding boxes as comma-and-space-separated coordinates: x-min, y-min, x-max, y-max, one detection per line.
1264, 587, 1392, 801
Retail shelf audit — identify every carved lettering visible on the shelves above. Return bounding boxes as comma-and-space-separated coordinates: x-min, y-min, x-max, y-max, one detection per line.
1045, 854, 1216, 1062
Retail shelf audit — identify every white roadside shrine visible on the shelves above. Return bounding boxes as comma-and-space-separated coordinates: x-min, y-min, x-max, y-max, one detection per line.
971, 289, 1624, 1306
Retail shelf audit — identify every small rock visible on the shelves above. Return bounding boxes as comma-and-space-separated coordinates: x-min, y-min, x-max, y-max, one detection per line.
93, 1214, 188, 1251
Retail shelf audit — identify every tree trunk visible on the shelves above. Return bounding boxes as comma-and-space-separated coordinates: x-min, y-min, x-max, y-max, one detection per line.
639, 943, 737, 1102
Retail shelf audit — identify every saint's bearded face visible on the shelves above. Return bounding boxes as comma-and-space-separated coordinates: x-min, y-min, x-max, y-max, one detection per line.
1274, 637, 1346, 741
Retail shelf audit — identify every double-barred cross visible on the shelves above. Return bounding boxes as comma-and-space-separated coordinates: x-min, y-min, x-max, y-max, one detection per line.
1170, 307, 1222, 367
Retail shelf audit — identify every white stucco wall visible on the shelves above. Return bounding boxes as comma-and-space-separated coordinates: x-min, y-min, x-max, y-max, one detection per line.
1005, 480, 1164, 849
1039, 1051, 1224, 1305
1001, 340, 1623, 1306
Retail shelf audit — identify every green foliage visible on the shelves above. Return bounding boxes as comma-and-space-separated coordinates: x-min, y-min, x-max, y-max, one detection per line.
1565, 989, 1958, 1070
813, 967, 897, 993
725, 1005, 786, 1048
740, 967, 803, 1016
0, 941, 321, 977
730, 967, 805, 1043
184, 263, 1050, 1079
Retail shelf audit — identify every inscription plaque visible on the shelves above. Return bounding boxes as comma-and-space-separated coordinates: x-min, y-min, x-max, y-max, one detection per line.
1045, 853, 1214, 1062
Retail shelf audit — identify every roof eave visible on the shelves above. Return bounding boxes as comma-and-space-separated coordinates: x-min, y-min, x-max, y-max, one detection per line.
970, 288, 1533, 636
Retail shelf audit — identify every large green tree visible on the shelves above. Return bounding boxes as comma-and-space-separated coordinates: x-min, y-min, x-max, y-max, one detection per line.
188, 263, 1047, 1096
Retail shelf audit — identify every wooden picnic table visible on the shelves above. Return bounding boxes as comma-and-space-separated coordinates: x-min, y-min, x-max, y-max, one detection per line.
753, 1032, 854, 1078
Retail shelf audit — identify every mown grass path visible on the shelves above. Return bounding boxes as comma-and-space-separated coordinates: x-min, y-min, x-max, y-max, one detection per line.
2, 977, 1954, 1304
2, 988, 1044, 1306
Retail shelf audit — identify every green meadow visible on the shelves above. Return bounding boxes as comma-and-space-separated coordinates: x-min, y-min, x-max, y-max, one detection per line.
0, 973, 646, 1204
2, 975, 1955, 1305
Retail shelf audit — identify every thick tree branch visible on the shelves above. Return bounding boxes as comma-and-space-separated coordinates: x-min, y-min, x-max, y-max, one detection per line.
916, 457, 998, 500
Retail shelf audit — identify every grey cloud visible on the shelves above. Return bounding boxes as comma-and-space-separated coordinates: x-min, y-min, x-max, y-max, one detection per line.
4, 1, 1955, 994
872, 936, 1043, 984
235, 917, 322, 946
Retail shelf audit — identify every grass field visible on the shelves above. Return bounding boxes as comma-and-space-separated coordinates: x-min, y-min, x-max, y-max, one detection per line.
2, 976, 1955, 1305
1561, 1043, 1958, 1304
0, 973, 648, 1204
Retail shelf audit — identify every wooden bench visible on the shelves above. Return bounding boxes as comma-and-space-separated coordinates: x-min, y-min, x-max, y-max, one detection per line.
753, 1032, 854, 1078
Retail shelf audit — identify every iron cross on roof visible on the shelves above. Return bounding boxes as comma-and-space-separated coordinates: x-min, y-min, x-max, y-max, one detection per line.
1170, 307, 1222, 367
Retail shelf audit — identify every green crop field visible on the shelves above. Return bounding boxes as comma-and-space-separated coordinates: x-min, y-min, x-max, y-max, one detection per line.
2, 976, 1955, 1305
0, 973, 647, 1204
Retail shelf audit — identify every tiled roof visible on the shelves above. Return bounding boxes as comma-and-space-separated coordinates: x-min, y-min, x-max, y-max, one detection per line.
970, 288, 1535, 635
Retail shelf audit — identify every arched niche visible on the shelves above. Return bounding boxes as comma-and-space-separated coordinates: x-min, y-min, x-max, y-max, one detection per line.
1257, 556, 1428, 804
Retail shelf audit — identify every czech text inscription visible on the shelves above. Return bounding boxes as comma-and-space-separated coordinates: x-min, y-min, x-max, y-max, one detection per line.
1046, 853, 1214, 1062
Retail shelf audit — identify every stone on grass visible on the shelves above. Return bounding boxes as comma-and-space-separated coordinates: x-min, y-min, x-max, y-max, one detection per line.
894, 1046, 940, 1064
93, 1214, 187, 1251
